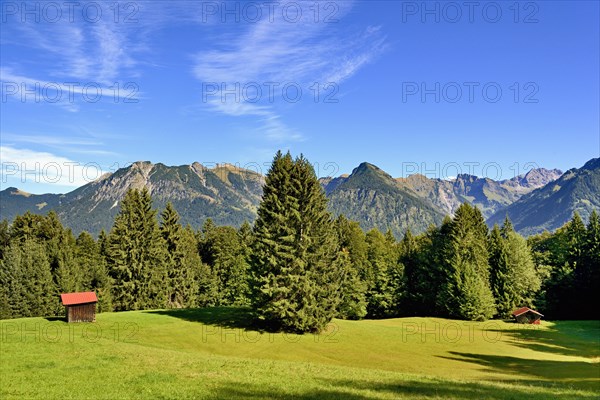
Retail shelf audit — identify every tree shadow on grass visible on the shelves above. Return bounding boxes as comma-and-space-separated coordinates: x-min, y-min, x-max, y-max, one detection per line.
439, 351, 599, 391
146, 307, 268, 332
488, 321, 600, 360
209, 377, 599, 400
43, 316, 66, 322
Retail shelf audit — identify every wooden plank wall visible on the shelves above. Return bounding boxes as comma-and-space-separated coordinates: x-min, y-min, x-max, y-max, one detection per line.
66, 303, 96, 322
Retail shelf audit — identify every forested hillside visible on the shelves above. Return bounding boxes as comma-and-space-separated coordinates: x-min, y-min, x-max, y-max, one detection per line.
2, 153, 598, 328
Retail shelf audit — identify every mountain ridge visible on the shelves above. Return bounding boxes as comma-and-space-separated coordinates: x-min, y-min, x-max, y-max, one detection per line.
487, 158, 600, 235
2, 158, 594, 238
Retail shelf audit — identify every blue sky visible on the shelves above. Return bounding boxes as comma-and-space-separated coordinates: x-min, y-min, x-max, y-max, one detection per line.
1, 0, 599, 193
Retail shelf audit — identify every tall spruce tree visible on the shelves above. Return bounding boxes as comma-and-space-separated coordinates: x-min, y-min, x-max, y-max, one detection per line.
107, 188, 166, 311
489, 221, 540, 318
364, 229, 401, 318
334, 215, 368, 320
160, 203, 200, 308
250, 152, 343, 333
566, 212, 587, 268
439, 203, 495, 321
488, 224, 512, 317
401, 219, 452, 317
75, 232, 113, 312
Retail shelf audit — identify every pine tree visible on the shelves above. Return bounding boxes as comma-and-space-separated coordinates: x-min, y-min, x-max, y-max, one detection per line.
399, 228, 418, 314
161, 202, 184, 307
75, 232, 113, 312
573, 210, 600, 318
488, 224, 512, 317
500, 215, 514, 239
439, 203, 495, 321
238, 221, 254, 252
10, 212, 46, 242
1, 239, 57, 318
54, 229, 81, 298
334, 215, 367, 320
505, 231, 540, 307
107, 188, 166, 311
200, 225, 250, 305
0, 251, 17, 319
9, 211, 79, 315
489, 220, 541, 318
401, 219, 452, 317
179, 225, 203, 308
250, 152, 343, 333
0, 219, 10, 260
566, 212, 586, 268
160, 203, 200, 308
364, 229, 401, 318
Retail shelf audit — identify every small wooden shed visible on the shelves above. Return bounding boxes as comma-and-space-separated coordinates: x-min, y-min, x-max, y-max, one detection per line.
512, 307, 543, 324
60, 292, 98, 323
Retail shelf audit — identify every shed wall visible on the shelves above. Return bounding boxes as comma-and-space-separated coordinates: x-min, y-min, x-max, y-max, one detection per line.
66, 303, 96, 322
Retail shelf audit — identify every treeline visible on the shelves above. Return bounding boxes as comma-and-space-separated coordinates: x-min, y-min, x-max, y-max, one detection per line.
0, 152, 598, 331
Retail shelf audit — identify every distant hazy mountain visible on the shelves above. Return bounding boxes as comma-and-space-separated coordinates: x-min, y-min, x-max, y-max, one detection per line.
488, 158, 600, 235
1, 161, 264, 235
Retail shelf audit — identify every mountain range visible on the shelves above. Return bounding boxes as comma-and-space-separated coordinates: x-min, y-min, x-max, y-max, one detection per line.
1, 158, 598, 238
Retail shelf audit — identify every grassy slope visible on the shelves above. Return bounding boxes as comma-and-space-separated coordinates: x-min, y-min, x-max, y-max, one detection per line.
1, 308, 598, 399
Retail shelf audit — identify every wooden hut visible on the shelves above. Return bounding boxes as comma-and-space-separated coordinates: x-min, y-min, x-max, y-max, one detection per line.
512, 307, 543, 324
60, 292, 98, 323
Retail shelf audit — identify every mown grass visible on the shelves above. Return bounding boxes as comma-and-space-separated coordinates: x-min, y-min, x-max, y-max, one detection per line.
1, 308, 598, 399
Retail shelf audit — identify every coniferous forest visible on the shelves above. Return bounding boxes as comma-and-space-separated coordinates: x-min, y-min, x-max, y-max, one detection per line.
1, 152, 598, 332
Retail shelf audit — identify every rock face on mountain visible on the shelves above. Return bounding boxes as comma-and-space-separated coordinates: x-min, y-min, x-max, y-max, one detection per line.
395, 168, 563, 219
502, 168, 564, 195
487, 158, 600, 235
2, 157, 590, 238
323, 163, 446, 238
1, 162, 264, 235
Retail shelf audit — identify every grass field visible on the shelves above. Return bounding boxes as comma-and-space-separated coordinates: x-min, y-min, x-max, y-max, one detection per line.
1, 308, 598, 399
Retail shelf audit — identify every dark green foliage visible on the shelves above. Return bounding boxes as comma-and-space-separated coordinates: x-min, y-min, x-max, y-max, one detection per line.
364, 229, 402, 318
439, 204, 495, 321
489, 220, 540, 319
401, 222, 449, 317
573, 210, 600, 319
250, 152, 343, 333
160, 203, 201, 308
0, 219, 10, 260
488, 225, 511, 317
565, 212, 587, 268
199, 224, 250, 306
107, 188, 167, 311
1, 155, 594, 324
334, 215, 368, 320
75, 232, 113, 312
530, 210, 600, 319
0, 239, 57, 318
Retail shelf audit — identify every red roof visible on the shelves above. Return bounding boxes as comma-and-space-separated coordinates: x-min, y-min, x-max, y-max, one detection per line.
512, 307, 543, 317
60, 292, 98, 306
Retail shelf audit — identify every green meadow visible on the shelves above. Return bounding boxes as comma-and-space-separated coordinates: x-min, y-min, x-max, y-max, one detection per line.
1, 308, 598, 399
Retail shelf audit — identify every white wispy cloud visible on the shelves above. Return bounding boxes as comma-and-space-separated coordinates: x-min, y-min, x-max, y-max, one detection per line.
0, 2, 166, 118
1, 132, 121, 157
0, 146, 107, 188
0, 68, 141, 111
193, 1, 386, 142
